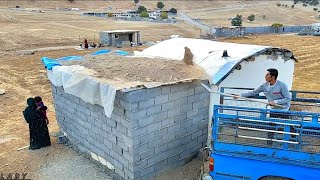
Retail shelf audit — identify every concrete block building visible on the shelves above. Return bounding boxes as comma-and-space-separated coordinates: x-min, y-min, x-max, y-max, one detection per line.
99, 30, 141, 47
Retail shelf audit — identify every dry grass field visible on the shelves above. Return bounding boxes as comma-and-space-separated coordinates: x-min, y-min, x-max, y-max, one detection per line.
187, 1, 320, 27
0, 1, 319, 179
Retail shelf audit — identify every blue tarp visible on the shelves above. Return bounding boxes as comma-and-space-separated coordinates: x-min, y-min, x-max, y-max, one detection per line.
56, 56, 83, 61
41, 57, 61, 70
115, 50, 129, 56
91, 49, 111, 56
42, 49, 130, 70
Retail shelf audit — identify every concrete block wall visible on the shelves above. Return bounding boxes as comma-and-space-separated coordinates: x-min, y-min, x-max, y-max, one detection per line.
52, 80, 210, 180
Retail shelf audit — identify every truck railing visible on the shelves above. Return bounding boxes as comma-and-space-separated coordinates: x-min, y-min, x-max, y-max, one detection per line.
212, 105, 320, 168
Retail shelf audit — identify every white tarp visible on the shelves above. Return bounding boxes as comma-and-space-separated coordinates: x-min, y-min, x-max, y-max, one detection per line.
134, 38, 270, 85
48, 65, 117, 118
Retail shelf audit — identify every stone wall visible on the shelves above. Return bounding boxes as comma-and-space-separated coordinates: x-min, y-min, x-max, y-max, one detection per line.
52, 80, 210, 179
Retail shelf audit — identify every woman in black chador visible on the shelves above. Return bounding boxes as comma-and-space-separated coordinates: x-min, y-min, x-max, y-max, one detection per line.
23, 98, 51, 150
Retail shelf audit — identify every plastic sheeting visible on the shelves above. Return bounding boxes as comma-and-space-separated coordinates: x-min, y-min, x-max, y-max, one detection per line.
56, 56, 83, 61
41, 57, 61, 70
115, 50, 129, 56
134, 38, 270, 85
91, 49, 111, 56
48, 65, 117, 118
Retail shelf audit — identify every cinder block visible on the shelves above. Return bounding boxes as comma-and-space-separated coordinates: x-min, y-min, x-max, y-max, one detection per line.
112, 144, 123, 155
110, 150, 120, 161
122, 135, 133, 148
132, 127, 147, 137
167, 108, 181, 117
161, 117, 175, 128
155, 144, 168, 154
103, 138, 113, 148
148, 137, 163, 148
180, 104, 192, 114
146, 105, 162, 116
140, 132, 154, 144
169, 91, 182, 101
138, 116, 153, 128
161, 102, 174, 111
118, 139, 130, 152
152, 111, 168, 122
126, 89, 147, 103
146, 88, 162, 98
193, 101, 204, 109
199, 106, 209, 115
175, 128, 187, 139
174, 114, 187, 123
140, 148, 155, 160
161, 86, 170, 95
139, 98, 155, 109
140, 165, 155, 177
199, 92, 210, 100
187, 109, 199, 119
127, 110, 147, 121
155, 95, 169, 105
186, 139, 198, 149
170, 84, 182, 93
174, 159, 186, 168
133, 143, 148, 156
167, 139, 180, 149
197, 134, 207, 144
146, 121, 161, 133
191, 130, 203, 140
162, 133, 175, 143
154, 159, 168, 171
146, 155, 163, 166
154, 128, 168, 137
167, 123, 181, 134
194, 86, 207, 94
181, 88, 195, 97
187, 94, 201, 104
167, 154, 180, 164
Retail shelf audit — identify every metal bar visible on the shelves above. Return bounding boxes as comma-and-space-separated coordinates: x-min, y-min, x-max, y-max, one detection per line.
202, 83, 285, 108
237, 135, 299, 144
238, 126, 299, 136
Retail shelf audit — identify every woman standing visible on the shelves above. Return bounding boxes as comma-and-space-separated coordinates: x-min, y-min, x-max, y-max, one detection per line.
23, 97, 51, 150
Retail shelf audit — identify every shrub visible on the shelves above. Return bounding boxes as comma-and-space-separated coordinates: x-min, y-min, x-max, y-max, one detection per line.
107, 12, 113, 17
157, 2, 164, 9
140, 11, 149, 18
160, 12, 168, 19
169, 8, 177, 14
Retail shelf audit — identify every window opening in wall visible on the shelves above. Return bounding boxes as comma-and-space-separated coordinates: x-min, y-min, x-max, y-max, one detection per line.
114, 34, 119, 39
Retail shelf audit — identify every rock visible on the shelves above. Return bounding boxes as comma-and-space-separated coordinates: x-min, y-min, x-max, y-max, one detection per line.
18, 51, 35, 55
0, 89, 5, 95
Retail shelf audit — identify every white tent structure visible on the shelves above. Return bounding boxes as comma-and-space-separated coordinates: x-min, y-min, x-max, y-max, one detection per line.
135, 38, 297, 145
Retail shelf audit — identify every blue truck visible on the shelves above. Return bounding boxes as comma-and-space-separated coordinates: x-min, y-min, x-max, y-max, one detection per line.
205, 89, 320, 180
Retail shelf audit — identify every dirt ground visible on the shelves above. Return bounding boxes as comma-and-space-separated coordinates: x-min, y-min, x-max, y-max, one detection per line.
0, 1, 319, 180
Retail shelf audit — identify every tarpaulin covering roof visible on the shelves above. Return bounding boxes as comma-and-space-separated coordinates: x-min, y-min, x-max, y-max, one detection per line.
134, 38, 294, 85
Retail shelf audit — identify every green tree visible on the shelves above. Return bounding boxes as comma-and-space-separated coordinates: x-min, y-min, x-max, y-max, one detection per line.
107, 12, 113, 17
138, 6, 147, 13
271, 23, 284, 33
231, 14, 242, 26
134, 0, 139, 4
247, 14, 255, 23
313, 8, 318, 11
169, 8, 177, 14
140, 11, 149, 18
291, 4, 295, 8
293, 0, 300, 4
160, 12, 168, 19
157, 2, 164, 9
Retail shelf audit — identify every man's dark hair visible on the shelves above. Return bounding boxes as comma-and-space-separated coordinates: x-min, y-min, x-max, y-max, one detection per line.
34, 96, 42, 103
267, 68, 278, 79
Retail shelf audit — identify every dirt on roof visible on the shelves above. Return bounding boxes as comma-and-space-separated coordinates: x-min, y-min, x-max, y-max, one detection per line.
62, 54, 207, 89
